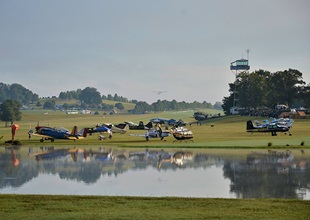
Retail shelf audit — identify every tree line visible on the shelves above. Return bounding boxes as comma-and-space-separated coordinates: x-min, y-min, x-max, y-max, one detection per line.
0, 83, 218, 124
0, 83, 39, 105
59, 89, 131, 103
132, 100, 214, 114
222, 69, 310, 115
58, 87, 216, 113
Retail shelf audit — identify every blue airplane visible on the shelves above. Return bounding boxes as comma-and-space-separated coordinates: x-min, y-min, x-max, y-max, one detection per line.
150, 117, 177, 126
86, 124, 113, 139
30, 125, 87, 142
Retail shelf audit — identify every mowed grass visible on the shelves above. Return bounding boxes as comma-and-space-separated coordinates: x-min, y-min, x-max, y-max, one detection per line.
0, 195, 309, 220
0, 109, 308, 148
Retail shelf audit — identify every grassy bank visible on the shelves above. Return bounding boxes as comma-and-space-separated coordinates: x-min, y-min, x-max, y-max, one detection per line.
0, 195, 309, 220
0, 110, 309, 148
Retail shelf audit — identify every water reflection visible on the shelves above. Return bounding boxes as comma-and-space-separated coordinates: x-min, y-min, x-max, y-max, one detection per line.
0, 146, 309, 199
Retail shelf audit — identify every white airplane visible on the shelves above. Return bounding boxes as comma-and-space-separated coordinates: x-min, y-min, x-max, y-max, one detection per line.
129, 125, 171, 141
101, 123, 129, 134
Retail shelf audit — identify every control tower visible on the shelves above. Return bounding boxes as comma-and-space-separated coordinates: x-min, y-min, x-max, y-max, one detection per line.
230, 51, 251, 114
230, 58, 250, 72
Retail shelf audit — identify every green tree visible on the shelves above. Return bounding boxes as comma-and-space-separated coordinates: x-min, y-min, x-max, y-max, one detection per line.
43, 100, 56, 109
36, 101, 41, 107
79, 87, 102, 106
133, 101, 153, 114
236, 71, 269, 109
0, 83, 9, 102
0, 99, 22, 126
266, 69, 305, 108
101, 103, 113, 111
213, 102, 222, 110
299, 83, 310, 108
107, 94, 113, 101
0, 83, 38, 104
222, 95, 234, 115
115, 103, 124, 110
152, 100, 164, 112
170, 99, 179, 110
223, 69, 306, 114
113, 94, 120, 101
222, 82, 235, 115
59, 92, 67, 99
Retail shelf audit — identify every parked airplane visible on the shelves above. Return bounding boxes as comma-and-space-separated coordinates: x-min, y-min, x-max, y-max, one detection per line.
193, 112, 208, 121
30, 125, 87, 142
150, 117, 177, 126
171, 126, 194, 142
101, 123, 129, 134
254, 117, 293, 128
246, 120, 290, 136
148, 127, 171, 140
86, 124, 112, 139
129, 125, 171, 140
116, 121, 153, 130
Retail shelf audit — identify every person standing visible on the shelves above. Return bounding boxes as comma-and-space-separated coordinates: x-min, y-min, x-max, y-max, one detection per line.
145, 131, 149, 141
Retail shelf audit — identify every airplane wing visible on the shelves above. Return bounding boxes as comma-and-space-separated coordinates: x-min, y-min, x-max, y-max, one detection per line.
66, 136, 84, 140
31, 133, 54, 139
112, 124, 129, 134
129, 134, 145, 137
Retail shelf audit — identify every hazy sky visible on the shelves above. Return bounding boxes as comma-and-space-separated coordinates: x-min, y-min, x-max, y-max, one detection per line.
1, 0, 309, 104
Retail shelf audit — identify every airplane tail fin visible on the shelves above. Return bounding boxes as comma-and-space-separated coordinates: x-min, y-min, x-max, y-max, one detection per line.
123, 124, 129, 131
145, 122, 153, 129
71, 126, 78, 136
246, 120, 255, 130
79, 128, 88, 137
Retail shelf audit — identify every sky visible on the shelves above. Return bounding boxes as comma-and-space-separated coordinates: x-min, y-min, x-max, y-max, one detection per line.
1, 0, 309, 104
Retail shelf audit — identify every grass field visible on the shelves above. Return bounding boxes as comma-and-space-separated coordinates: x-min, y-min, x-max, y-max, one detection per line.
0, 109, 309, 148
0, 195, 309, 220
1, 110, 309, 219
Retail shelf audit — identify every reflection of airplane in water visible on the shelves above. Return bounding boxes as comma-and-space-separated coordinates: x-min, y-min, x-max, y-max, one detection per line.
29, 125, 87, 142
246, 150, 306, 174
30, 147, 86, 162
246, 120, 290, 136
128, 149, 194, 169
30, 147, 126, 163
247, 150, 293, 164
157, 151, 194, 169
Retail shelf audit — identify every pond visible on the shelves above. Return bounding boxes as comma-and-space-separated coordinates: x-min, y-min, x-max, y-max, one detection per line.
0, 146, 309, 200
